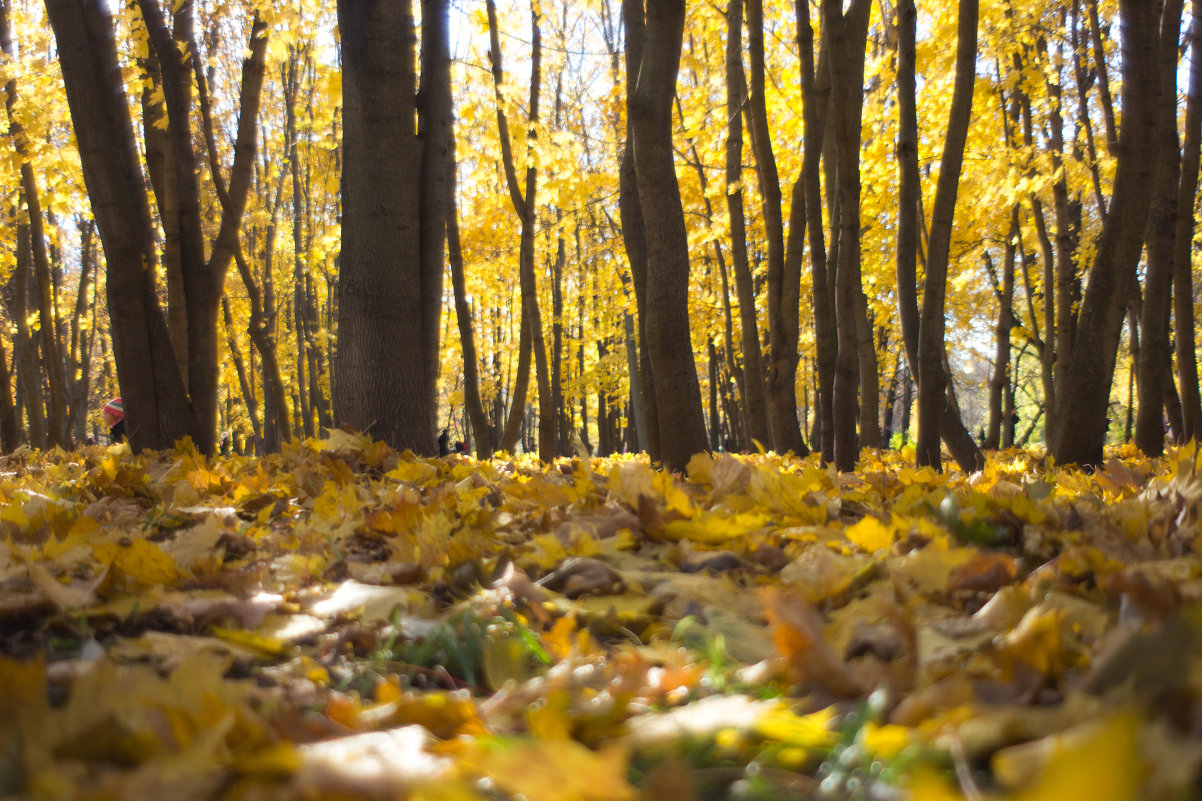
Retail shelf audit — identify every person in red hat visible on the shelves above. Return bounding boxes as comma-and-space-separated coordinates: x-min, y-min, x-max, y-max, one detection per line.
102, 397, 126, 443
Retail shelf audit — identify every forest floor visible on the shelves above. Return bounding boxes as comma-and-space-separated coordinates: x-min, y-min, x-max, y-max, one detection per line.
1, 433, 1200, 800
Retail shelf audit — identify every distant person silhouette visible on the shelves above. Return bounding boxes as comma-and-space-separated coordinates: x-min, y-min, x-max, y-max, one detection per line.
103, 397, 126, 443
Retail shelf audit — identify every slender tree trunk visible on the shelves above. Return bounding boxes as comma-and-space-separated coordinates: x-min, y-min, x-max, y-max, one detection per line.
619, 0, 659, 461
448, 195, 495, 457
822, 0, 870, 471
724, 0, 771, 448
222, 297, 261, 446
747, 0, 805, 455
915, 0, 979, 471
0, 337, 17, 452
487, 0, 554, 461
798, 0, 834, 462
12, 220, 43, 446
985, 231, 1015, 450
66, 221, 97, 442
1, 0, 65, 446
1176, 0, 1202, 441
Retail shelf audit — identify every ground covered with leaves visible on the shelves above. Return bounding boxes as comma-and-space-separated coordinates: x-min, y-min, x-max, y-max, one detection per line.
2, 432, 1202, 800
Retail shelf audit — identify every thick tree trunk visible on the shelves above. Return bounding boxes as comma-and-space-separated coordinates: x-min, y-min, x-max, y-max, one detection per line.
1050, 0, 1161, 466
626, 0, 709, 471
45, 0, 196, 450
334, 0, 449, 454
1136, 0, 1184, 456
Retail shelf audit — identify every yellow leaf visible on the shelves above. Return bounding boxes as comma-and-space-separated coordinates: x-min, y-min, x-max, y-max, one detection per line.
210, 627, 291, 656
93, 538, 183, 586
1000, 713, 1142, 801
845, 516, 895, 553
463, 738, 634, 801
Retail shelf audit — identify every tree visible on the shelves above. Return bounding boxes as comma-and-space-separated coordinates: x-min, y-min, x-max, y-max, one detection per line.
895, 0, 983, 473
746, 0, 806, 456
619, 0, 660, 464
822, 0, 871, 472
487, 0, 555, 462
724, 0, 771, 450
624, 0, 709, 471
44, 0, 196, 451
914, 0, 982, 472
1048, 0, 1163, 466
334, 0, 451, 455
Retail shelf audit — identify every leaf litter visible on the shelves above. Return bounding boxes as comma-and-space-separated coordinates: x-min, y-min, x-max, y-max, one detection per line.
2, 435, 1202, 799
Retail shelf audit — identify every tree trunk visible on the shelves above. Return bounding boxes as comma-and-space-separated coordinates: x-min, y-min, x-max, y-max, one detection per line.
1050, 0, 1162, 467
619, 0, 659, 462
822, 0, 870, 472
1, 0, 66, 446
797, 0, 835, 463
985, 230, 1015, 450
724, 0, 771, 449
66, 221, 97, 443
915, 0, 979, 471
222, 297, 261, 446
334, 0, 450, 454
1175, 0, 1202, 442
448, 194, 495, 457
747, 0, 805, 455
625, 0, 709, 471
46, 0, 196, 451
487, 0, 554, 462
1135, 0, 1184, 456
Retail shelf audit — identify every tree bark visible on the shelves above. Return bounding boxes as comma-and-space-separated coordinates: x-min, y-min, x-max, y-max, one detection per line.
915, 0, 979, 471
822, 0, 870, 472
487, 0, 554, 461
334, 0, 450, 454
619, 0, 659, 462
797, 0, 835, 463
1, 0, 66, 446
448, 193, 495, 457
747, 0, 805, 455
625, 0, 709, 471
724, 0, 771, 449
1175, 0, 1202, 442
44, 0, 196, 451
1049, 0, 1162, 466
1136, 0, 1185, 456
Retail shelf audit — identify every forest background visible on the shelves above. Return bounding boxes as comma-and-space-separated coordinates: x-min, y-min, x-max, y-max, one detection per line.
0, 0, 1194, 475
